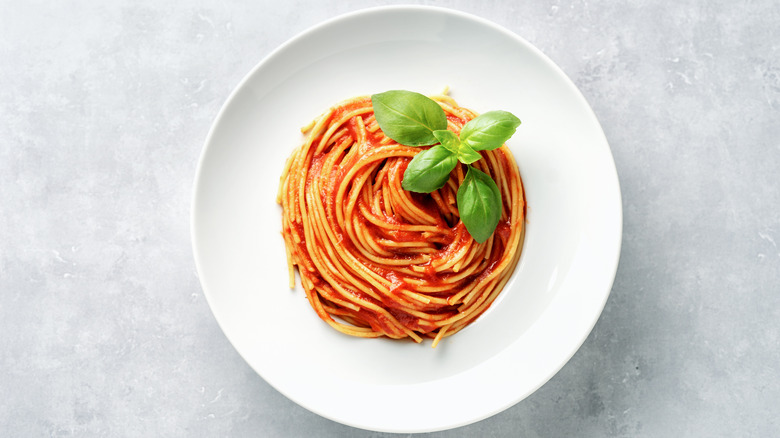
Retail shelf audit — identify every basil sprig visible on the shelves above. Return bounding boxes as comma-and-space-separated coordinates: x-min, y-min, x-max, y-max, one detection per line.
370, 90, 448, 146
457, 166, 503, 243
401, 145, 458, 193
371, 90, 521, 243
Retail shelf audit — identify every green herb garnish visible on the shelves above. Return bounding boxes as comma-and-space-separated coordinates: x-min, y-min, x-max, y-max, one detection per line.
371, 90, 521, 243
402, 145, 458, 193
457, 166, 503, 243
370, 90, 447, 146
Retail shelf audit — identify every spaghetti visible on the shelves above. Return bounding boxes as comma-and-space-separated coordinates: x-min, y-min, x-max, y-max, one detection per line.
277, 94, 525, 346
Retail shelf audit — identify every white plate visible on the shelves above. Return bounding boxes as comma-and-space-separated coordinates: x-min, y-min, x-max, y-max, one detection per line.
192, 5, 622, 433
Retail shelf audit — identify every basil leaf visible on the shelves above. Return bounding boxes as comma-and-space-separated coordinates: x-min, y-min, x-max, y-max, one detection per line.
434, 130, 482, 164
457, 166, 502, 243
456, 143, 482, 165
402, 145, 458, 193
371, 90, 448, 146
433, 130, 459, 154
460, 111, 521, 151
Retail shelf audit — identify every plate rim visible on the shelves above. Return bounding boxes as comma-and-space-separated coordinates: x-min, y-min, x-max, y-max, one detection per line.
191, 4, 623, 433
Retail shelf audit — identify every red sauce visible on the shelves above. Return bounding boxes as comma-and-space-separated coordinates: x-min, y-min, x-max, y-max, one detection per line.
283, 96, 523, 340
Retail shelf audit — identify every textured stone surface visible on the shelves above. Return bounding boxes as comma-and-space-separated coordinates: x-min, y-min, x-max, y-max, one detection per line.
1, 1, 779, 436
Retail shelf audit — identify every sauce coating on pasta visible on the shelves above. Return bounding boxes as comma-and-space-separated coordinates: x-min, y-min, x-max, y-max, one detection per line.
278, 94, 525, 346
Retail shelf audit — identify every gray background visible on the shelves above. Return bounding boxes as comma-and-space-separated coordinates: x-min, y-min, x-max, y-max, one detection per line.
2, 0, 778, 436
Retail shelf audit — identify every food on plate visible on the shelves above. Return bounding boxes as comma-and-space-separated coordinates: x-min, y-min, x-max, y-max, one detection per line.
278, 90, 525, 346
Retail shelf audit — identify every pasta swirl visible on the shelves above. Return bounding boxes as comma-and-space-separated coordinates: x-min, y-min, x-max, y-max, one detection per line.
278, 95, 525, 346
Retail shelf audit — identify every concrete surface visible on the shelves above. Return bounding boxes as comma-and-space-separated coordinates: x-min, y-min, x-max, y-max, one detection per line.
1, 0, 779, 436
